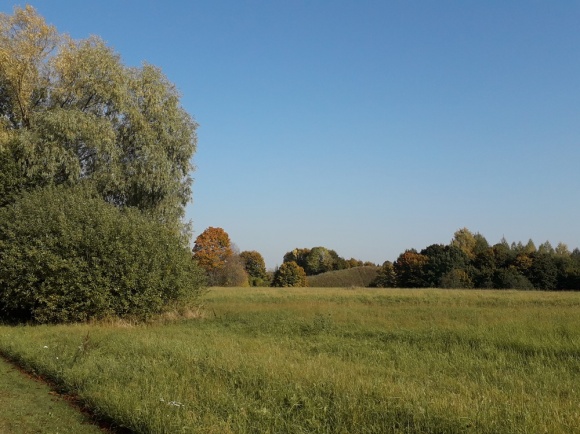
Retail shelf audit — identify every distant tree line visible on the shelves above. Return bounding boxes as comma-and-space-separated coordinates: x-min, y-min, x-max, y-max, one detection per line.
372, 228, 580, 290
272, 247, 375, 287
195, 226, 580, 291
192, 228, 373, 288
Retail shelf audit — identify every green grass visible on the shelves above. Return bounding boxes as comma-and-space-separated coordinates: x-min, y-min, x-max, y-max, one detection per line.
306, 266, 379, 287
0, 355, 104, 433
0, 288, 579, 433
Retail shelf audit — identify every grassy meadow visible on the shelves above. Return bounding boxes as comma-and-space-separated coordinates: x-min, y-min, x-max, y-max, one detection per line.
0, 287, 579, 433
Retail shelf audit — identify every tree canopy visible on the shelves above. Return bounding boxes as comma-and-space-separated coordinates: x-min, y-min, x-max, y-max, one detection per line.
272, 262, 307, 287
0, 7, 205, 323
0, 6, 197, 229
282, 246, 368, 276
192, 227, 235, 285
240, 250, 269, 286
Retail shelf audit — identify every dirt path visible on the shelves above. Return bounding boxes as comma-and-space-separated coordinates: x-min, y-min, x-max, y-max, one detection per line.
0, 356, 109, 434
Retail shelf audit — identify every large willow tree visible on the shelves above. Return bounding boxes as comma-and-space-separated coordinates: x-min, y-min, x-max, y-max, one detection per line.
0, 7, 204, 323
0, 6, 197, 228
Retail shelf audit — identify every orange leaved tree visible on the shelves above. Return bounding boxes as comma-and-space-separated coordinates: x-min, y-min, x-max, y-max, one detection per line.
192, 227, 233, 282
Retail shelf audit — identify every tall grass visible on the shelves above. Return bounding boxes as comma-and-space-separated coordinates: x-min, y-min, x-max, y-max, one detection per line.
0, 288, 579, 433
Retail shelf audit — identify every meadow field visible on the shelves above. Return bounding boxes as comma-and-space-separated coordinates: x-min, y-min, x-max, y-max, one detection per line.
0, 287, 579, 433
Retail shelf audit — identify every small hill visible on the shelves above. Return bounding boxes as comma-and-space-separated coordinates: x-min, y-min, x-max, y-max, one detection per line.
306, 266, 380, 288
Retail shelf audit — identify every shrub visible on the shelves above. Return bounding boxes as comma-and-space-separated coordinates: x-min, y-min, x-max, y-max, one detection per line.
239, 250, 269, 286
211, 255, 249, 287
272, 261, 307, 287
0, 185, 206, 323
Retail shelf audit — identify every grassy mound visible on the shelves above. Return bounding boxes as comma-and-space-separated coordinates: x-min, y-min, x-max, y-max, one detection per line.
306, 266, 380, 287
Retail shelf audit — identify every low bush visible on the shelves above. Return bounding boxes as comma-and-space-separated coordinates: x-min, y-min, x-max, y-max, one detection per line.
0, 185, 206, 323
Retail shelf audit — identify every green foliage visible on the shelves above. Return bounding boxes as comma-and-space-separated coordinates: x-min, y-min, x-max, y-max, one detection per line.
473, 233, 491, 256
304, 246, 335, 275
493, 268, 534, 290
440, 268, 473, 289
538, 241, 555, 255
0, 146, 31, 207
283, 246, 367, 276
526, 253, 558, 290
0, 185, 206, 323
239, 250, 269, 286
394, 249, 429, 288
283, 248, 310, 271
0, 6, 197, 230
370, 261, 396, 287
420, 244, 469, 287
561, 251, 580, 289
384, 229, 579, 290
272, 262, 307, 287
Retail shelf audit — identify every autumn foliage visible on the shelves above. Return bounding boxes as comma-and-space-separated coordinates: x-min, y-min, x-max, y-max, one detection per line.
192, 227, 234, 273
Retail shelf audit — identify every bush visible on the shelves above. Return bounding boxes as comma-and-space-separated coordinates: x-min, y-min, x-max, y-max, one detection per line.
210, 255, 249, 287
272, 262, 307, 287
0, 185, 206, 323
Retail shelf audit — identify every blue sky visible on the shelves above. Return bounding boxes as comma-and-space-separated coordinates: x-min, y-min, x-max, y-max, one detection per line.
4, 1, 580, 268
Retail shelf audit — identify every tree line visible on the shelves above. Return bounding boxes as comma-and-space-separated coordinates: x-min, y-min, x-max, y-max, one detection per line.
191, 227, 374, 287
193, 226, 580, 290
374, 228, 580, 290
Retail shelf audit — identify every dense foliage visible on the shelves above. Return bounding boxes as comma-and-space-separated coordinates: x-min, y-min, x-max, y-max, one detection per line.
0, 6, 197, 230
276, 229, 580, 290
282, 246, 372, 276
240, 250, 269, 286
0, 7, 206, 323
272, 262, 307, 287
0, 186, 206, 323
369, 261, 396, 288
370, 228, 580, 290
211, 254, 250, 287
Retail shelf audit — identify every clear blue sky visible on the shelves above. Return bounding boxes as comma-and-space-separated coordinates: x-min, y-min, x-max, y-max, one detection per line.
5, 1, 580, 268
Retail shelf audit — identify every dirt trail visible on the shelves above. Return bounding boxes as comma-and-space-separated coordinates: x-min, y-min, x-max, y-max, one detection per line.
0, 355, 127, 434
